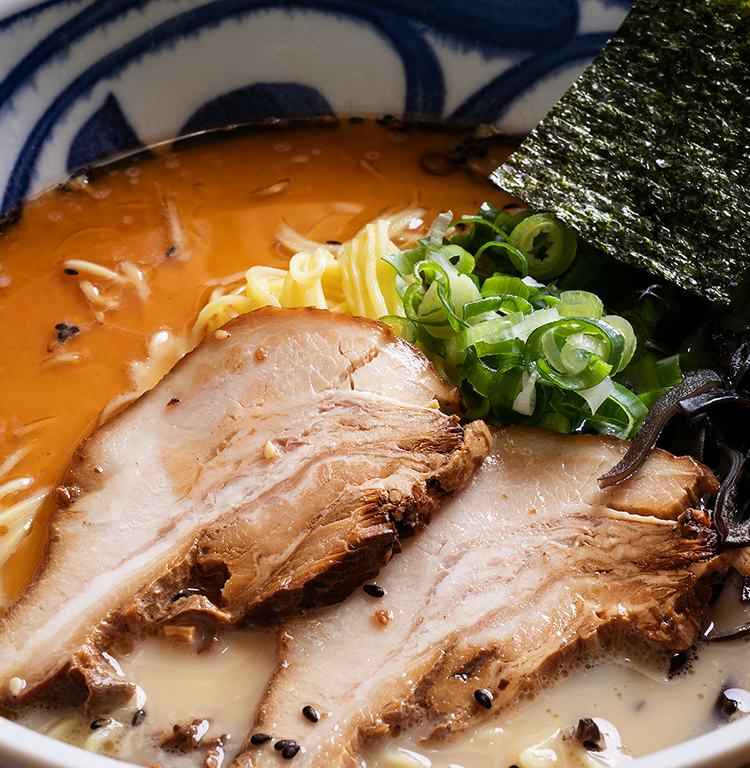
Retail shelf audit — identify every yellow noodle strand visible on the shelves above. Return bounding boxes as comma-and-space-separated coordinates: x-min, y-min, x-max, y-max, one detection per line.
119, 261, 150, 299
244, 266, 286, 309
61, 259, 120, 281
0, 490, 49, 588
44, 715, 83, 743
281, 249, 329, 309
0, 477, 33, 501
190, 214, 410, 344
0, 444, 32, 478
191, 293, 255, 341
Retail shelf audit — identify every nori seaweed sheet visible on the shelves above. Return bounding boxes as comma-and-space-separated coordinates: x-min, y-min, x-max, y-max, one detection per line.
493, 0, 750, 305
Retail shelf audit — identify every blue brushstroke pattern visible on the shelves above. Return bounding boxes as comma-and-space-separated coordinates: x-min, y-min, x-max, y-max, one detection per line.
0, 0, 146, 117
179, 83, 334, 136
0, 0, 622, 216
0, 0, 577, 117
451, 32, 614, 125
0, 0, 85, 32
67, 91, 149, 171
1, 0, 448, 217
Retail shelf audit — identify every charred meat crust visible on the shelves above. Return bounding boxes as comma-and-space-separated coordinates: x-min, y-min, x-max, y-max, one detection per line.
235, 426, 724, 768
0, 308, 489, 713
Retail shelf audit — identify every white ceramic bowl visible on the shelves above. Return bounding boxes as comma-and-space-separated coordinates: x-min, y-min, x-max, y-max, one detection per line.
0, 0, 633, 217
1, 1, 748, 767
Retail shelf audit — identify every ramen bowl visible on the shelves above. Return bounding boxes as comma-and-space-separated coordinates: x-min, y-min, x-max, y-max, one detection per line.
0, 0, 747, 767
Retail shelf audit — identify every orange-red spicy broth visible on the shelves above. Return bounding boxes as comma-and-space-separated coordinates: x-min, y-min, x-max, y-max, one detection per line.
0, 118, 515, 600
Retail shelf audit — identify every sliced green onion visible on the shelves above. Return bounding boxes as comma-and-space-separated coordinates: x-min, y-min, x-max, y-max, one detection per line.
638, 387, 671, 410
437, 244, 475, 275
461, 350, 497, 396
383, 246, 423, 278
474, 239, 529, 277
463, 295, 533, 321
402, 282, 428, 325
379, 314, 416, 343
654, 354, 688, 388
461, 387, 492, 421
478, 201, 502, 223
456, 313, 525, 351
500, 209, 536, 235
488, 366, 526, 423
586, 383, 649, 439
530, 293, 561, 310
577, 376, 615, 413
416, 325, 447, 359
471, 338, 525, 361
534, 412, 572, 434
525, 318, 624, 391
513, 370, 538, 415
559, 332, 608, 374
601, 314, 637, 371
429, 211, 453, 246
557, 290, 603, 319
481, 274, 533, 300
622, 352, 688, 392
379, 203, 684, 439
508, 213, 577, 281
502, 307, 562, 342
454, 215, 503, 234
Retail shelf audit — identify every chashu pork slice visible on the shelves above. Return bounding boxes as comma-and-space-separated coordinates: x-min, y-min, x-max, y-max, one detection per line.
236, 425, 721, 768
0, 307, 490, 711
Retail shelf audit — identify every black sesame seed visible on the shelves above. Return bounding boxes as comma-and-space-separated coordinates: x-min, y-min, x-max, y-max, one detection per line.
363, 584, 385, 598
302, 705, 319, 723
166, 245, 177, 258
55, 322, 80, 343
719, 692, 739, 718
717, 688, 750, 719
281, 744, 300, 759
63, 268, 79, 275
131, 709, 146, 727
668, 648, 693, 677
348, 116, 364, 124
274, 739, 297, 751
474, 688, 493, 709
167, 397, 181, 406
326, 240, 342, 246
249, 732, 272, 745
575, 717, 603, 751
90, 718, 111, 730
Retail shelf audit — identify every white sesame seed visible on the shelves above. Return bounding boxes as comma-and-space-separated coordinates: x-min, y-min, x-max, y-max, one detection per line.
263, 441, 279, 460
9, 677, 26, 697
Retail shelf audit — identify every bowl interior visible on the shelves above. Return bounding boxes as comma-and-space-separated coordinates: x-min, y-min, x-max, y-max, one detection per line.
4, 2, 746, 768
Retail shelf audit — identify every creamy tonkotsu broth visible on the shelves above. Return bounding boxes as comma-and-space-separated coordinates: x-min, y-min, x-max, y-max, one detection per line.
0, 119, 748, 768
